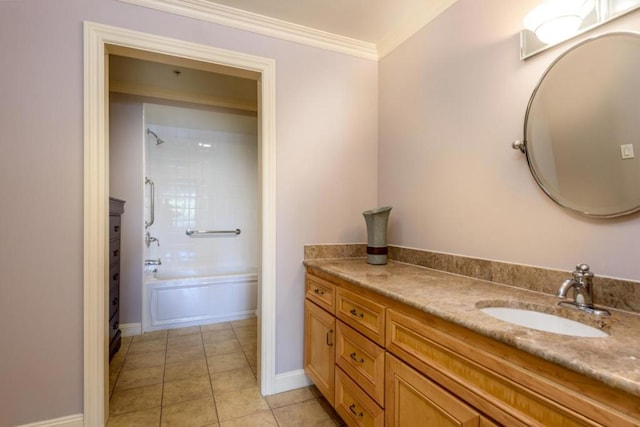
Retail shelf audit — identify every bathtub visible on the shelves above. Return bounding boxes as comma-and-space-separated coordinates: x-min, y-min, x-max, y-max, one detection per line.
143, 267, 257, 332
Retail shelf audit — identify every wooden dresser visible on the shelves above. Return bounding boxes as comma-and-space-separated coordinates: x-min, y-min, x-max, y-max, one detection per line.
109, 198, 125, 361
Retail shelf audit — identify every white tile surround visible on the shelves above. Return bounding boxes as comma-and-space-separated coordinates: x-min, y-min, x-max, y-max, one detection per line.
144, 104, 258, 273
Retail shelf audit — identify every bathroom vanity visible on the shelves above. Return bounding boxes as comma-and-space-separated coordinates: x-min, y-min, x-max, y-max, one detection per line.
304, 258, 640, 426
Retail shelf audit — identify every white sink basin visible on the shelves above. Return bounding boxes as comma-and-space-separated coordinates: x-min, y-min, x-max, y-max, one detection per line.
480, 307, 608, 338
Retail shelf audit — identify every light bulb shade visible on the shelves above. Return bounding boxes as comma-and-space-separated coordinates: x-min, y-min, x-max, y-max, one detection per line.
523, 0, 595, 44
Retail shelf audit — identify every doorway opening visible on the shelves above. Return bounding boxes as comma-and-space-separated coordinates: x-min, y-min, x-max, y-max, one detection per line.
84, 22, 276, 425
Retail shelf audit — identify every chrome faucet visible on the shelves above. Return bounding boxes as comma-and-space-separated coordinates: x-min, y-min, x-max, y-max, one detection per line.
557, 264, 610, 316
145, 232, 160, 248
144, 258, 162, 266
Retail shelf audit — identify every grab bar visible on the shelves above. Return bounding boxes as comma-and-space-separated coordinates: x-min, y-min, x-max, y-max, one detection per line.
145, 177, 155, 229
186, 229, 241, 236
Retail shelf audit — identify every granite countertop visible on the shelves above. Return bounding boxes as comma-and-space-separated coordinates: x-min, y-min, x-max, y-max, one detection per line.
304, 258, 640, 398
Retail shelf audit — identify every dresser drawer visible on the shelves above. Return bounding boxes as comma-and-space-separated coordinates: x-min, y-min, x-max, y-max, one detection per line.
336, 288, 385, 346
109, 284, 120, 319
109, 215, 121, 240
306, 274, 336, 314
109, 310, 120, 341
336, 321, 385, 406
110, 265, 120, 292
335, 367, 384, 427
109, 242, 121, 265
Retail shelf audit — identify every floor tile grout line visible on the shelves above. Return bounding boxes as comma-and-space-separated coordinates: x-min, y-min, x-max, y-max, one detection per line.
109, 336, 132, 401
201, 324, 222, 425
114, 322, 346, 426
158, 331, 168, 427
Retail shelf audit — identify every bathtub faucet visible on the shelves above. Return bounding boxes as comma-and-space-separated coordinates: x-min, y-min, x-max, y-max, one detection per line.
145, 232, 160, 248
144, 258, 162, 266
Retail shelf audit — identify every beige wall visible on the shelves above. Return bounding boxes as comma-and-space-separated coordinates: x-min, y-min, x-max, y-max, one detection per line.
379, 0, 640, 282
109, 95, 144, 325
0, 1, 378, 424
4, 0, 640, 424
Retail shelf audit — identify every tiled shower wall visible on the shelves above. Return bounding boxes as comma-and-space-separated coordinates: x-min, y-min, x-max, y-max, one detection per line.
144, 104, 258, 272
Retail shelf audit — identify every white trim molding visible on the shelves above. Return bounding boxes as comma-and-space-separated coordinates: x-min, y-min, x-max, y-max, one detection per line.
84, 21, 277, 426
117, 0, 378, 60
119, 322, 142, 337
17, 414, 83, 427
273, 370, 313, 395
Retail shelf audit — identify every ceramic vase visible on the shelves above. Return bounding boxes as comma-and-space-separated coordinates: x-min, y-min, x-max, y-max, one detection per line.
362, 206, 392, 265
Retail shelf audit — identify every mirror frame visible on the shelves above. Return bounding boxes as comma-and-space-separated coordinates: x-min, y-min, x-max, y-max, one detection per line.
522, 31, 640, 218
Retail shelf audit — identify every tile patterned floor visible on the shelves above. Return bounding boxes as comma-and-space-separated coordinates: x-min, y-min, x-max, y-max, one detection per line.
108, 318, 345, 426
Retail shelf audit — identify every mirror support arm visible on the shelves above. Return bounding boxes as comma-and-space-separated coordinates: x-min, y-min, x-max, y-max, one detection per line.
512, 140, 526, 153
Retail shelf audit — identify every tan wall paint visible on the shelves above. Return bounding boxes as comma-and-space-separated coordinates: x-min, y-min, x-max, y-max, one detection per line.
379, 0, 640, 282
0, 1, 378, 424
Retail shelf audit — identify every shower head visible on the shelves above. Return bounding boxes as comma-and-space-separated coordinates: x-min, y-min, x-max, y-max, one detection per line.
146, 128, 165, 145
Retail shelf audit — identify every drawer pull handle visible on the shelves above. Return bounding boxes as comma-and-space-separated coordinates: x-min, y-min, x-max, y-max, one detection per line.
349, 352, 364, 363
113, 225, 120, 232
113, 249, 119, 257
112, 273, 119, 281
113, 321, 119, 330
112, 297, 119, 306
349, 403, 363, 418
314, 288, 325, 296
349, 308, 364, 318
326, 329, 334, 347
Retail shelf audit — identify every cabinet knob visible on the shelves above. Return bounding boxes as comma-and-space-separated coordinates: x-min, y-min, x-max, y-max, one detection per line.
113, 225, 120, 232
350, 352, 364, 363
350, 308, 364, 318
349, 403, 364, 418
113, 249, 119, 257
112, 297, 118, 306
326, 329, 334, 347
314, 288, 325, 296
113, 322, 119, 330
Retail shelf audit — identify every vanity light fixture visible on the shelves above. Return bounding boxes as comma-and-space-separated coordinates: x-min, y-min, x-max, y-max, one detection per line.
521, 0, 640, 59
523, 0, 595, 45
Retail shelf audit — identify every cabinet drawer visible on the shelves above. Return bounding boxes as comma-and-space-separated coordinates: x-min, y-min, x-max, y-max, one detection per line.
109, 215, 121, 240
306, 274, 336, 314
385, 353, 481, 427
336, 321, 385, 406
335, 367, 384, 427
386, 309, 605, 427
336, 288, 385, 346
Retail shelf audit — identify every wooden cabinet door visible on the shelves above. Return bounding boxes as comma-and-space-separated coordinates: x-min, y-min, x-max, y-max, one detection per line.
386, 354, 482, 427
304, 299, 336, 405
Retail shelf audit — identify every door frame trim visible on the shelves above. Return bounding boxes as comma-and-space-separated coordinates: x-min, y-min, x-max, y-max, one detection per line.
83, 21, 277, 425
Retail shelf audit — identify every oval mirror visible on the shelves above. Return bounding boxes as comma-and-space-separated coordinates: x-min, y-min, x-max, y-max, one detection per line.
523, 32, 640, 217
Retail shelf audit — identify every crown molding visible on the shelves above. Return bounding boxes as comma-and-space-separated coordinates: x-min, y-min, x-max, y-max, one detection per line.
117, 0, 379, 60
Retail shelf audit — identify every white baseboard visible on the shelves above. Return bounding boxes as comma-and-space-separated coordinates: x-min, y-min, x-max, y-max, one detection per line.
272, 369, 313, 395
17, 414, 83, 427
120, 322, 142, 337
